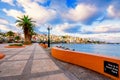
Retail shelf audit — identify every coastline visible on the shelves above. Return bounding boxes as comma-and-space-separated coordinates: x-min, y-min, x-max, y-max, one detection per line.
44, 48, 112, 80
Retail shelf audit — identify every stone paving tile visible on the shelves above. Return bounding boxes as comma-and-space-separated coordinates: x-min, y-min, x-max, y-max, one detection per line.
34, 52, 42, 54
30, 73, 70, 80
2, 52, 17, 55
35, 50, 46, 54
0, 49, 8, 52
3, 55, 12, 59
5, 49, 24, 51
11, 48, 24, 50
33, 54, 49, 59
19, 52, 32, 55
31, 59, 59, 73
11, 50, 24, 52
0, 61, 27, 77
30, 76, 49, 80
34, 50, 46, 54
8, 55, 31, 60
39, 51, 46, 54
24, 50, 33, 52
48, 73, 70, 80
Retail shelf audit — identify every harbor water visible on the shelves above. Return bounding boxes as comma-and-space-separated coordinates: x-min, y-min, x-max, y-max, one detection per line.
51, 43, 120, 58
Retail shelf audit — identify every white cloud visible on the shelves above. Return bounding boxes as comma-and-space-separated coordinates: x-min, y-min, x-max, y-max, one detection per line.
53, 23, 69, 32
50, 0, 68, 12
0, 23, 22, 32
93, 26, 109, 33
9, 23, 22, 32
17, 0, 56, 24
3, 8, 24, 19
93, 25, 120, 33
64, 4, 97, 22
88, 33, 120, 43
52, 22, 81, 33
0, 18, 9, 25
51, 23, 73, 35
0, 24, 10, 32
2, 0, 56, 25
34, 0, 48, 3
0, 18, 21, 32
107, 5, 120, 18
82, 19, 120, 33
1, 0, 14, 6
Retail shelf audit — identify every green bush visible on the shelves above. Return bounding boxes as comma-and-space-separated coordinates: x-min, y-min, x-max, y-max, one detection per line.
9, 43, 23, 46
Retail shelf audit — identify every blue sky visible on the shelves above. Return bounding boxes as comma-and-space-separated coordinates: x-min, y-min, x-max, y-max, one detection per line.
0, 0, 120, 42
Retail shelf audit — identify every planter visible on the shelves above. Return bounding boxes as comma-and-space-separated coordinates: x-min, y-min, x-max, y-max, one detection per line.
0, 53, 5, 59
39, 43, 48, 48
5, 46, 25, 48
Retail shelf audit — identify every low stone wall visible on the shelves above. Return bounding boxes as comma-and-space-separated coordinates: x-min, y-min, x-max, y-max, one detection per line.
51, 47, 120, 80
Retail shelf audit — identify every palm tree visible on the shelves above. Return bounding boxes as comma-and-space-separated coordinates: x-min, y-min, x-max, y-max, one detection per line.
16, 15, 35, 44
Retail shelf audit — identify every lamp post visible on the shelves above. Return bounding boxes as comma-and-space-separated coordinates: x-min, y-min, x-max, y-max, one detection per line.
47, 26, 52, 47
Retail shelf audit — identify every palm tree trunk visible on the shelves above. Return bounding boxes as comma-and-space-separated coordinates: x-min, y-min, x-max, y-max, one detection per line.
24, 29, 31, 44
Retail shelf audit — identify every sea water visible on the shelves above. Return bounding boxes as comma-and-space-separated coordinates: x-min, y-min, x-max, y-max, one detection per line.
51, 43, 120, 58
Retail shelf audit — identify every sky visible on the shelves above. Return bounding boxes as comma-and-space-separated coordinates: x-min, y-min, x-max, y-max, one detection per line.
0, 0, 120, 43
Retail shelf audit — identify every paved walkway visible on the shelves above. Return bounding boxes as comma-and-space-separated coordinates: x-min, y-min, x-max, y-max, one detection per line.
45, 49, 112, 80
0, 43, 70, 80
0, 43, 112, 80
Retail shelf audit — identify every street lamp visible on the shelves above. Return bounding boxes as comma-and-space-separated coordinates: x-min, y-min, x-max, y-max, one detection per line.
47, 26, 52, 47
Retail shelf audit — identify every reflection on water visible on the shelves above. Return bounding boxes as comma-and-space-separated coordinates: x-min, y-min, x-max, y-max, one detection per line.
51, 43, 120, 58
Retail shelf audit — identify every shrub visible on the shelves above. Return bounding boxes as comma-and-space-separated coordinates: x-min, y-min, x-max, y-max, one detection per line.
9, 43, 23, 46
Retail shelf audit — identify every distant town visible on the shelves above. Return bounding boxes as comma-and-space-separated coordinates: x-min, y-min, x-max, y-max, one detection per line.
0, 31, 119, 44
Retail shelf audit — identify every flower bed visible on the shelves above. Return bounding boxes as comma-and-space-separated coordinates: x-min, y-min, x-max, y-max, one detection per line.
9, 43, 23, 46
5, 43, 25, 48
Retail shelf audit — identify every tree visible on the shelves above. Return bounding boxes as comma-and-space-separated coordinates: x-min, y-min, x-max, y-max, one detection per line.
16, 15, 35, 44
15, 36, 21, 42
6, 31, 14, 42
7, 31, 14, 37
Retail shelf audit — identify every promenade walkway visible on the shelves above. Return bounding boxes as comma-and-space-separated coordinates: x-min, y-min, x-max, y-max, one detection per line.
0, 43, 111, 80
0, 43, 70, 80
